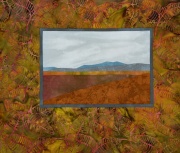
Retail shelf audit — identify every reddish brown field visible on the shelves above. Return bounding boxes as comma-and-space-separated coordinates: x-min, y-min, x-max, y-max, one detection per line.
43, 72, 150, 105
43, 74, 134, 101
43, 71, 149, 75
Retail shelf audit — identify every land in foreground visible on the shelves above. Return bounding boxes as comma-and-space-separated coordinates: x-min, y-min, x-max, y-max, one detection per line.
44, 72, 150, 105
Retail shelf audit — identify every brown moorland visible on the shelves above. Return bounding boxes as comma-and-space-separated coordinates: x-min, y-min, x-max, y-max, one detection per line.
43, 71, 149, 101
43, 71, 149, 75
44, 73, 150, 105
43, 74, 131, 101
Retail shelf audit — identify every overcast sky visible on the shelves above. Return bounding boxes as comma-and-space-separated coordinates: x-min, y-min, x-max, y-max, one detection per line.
43, 31, 150, 68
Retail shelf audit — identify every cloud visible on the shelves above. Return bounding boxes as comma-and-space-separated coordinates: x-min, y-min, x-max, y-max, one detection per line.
43, 31, 150, 68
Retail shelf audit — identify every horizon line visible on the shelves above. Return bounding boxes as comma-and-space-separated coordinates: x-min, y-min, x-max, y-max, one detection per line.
43, 62, 150, 69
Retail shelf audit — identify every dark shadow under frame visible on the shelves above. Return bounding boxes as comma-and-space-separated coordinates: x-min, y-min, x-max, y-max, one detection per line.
40, 28, 154, 108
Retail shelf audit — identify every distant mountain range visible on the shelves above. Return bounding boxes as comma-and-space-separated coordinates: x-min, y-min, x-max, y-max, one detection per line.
43, 67, 57, 71
43, 61, 150, 71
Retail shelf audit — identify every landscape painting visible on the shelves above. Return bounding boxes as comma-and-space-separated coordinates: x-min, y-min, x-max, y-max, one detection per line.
40, 29, 152, 106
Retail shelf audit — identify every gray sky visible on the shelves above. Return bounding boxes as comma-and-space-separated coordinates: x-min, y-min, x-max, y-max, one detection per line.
43, 31, 150, 68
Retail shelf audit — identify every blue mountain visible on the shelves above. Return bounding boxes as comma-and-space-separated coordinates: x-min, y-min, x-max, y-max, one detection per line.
43, 67, 57, 71
78, 61, 125, 69
43, 62, 150, 71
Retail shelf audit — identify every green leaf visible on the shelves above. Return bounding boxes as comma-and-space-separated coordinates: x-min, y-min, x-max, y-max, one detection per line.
107, 7, 126, 28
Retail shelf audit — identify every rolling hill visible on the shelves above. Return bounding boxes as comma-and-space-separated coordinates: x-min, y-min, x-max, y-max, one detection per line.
44, 73, 150, 104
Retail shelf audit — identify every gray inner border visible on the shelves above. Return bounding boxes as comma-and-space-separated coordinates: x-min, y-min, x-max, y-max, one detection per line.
40, 28, 154, 108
